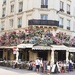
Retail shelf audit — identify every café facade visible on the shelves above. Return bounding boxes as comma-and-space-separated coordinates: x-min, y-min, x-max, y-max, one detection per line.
0, 26, 75, 65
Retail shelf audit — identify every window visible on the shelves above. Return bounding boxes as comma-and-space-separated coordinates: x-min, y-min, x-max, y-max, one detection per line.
9, 19, 13, 27
3, 0, 6, 4
59, 17, 63, 28
18, 17, 22, 28
60, 1, 64, 11
1, 21, 5, 30
67, 19, 70, 27
10, 4, 14, 13
41, 0, 48, 8
41, 0, 48, 5
19, 2, 23, 12
41, 14, 48, 20
67, 19, 70, 30
67, 4, 70, 14
2, 8, 6, 17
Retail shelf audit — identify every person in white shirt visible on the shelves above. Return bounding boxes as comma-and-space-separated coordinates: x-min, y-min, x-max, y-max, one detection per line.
35, 57, 40, 72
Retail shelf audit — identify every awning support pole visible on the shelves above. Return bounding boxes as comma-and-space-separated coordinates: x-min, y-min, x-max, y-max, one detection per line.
66, 50, 69, 63
51, 48, 54, 66
16, 49, 19, 62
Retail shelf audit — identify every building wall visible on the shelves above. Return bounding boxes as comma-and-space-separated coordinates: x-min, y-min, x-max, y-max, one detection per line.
0, 0, 75, 33
3, 49, 14, 60
29, 51, 37, 61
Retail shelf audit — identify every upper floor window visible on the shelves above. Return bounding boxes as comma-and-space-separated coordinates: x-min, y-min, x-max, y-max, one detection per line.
19, 2, 23, 12
60, 1, 64, 11
1, 21, 5, 30
18, 17, 22, 28
2, 8, 6, 17
67, 19, 70, 27
67, 4, 70, 14
67, 19, 70, 30
3, 0, 6, 4
10, 4, 14, 13
41, 14, 48, 20
9, 19, 13, 27
59, 17, 63, 28
41, 0, 48, 8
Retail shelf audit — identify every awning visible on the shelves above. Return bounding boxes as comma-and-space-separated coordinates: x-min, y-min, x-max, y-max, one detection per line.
17, 44, 34, 48
69, 47, 75, 52
32, 46, 51, 50
0, 46, 16, 49
51, 45, 68, 50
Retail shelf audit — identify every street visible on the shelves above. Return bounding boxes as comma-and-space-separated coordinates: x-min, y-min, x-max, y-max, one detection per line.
0, 66, 75, 75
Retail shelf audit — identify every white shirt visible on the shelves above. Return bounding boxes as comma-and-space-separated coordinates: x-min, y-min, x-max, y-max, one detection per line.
35, 59, 40, 65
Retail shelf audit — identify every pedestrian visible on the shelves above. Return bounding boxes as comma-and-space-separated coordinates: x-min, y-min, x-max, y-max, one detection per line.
35, 57, 40, 72
68, 61, 72, 72
43, 60, 47, 73
47, 61, 51, 74
39, 58, 43, 72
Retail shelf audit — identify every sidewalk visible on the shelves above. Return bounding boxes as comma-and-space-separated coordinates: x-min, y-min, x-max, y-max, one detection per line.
0, 66, 75, 75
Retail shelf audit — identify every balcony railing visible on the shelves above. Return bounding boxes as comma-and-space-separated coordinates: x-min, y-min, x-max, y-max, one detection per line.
2, 14, 5, 17
59, 25, 63, 28
18, 9, 22, 12
1, 28, 4, 30
28, 19, 59, 26
67, 27, 70, 30
41, 5, 48, 8
67, 11, 70, 15
60, 9, 64, 12
18, 25, 21, 28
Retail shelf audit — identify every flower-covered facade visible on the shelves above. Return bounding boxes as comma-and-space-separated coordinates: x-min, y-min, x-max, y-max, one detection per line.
0, 26, 75, 63
0, 26, 75, 47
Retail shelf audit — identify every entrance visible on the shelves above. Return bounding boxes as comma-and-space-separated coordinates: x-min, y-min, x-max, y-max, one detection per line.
0, 50, 3, 60
19, 48, 29, 61
54, 50, 66, 61
38, 51, 48, 60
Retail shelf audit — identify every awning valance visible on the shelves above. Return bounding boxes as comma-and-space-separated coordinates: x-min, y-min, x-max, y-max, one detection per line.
17, 44, 34, 48
69, 47, 75, 52
51, 45, 68, 50
0, 46, 16, 49
32, 46, 51, 50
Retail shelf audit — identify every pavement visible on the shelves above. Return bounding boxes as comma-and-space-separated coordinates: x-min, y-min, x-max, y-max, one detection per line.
0, 66, 75, 75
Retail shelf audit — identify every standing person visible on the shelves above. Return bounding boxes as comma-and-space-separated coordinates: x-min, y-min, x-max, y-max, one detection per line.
68, 61, 72, 72
39, 58, 43, 72
47, 61, 51, 74
35, 57, 40, 72
43, 60, 47, 73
